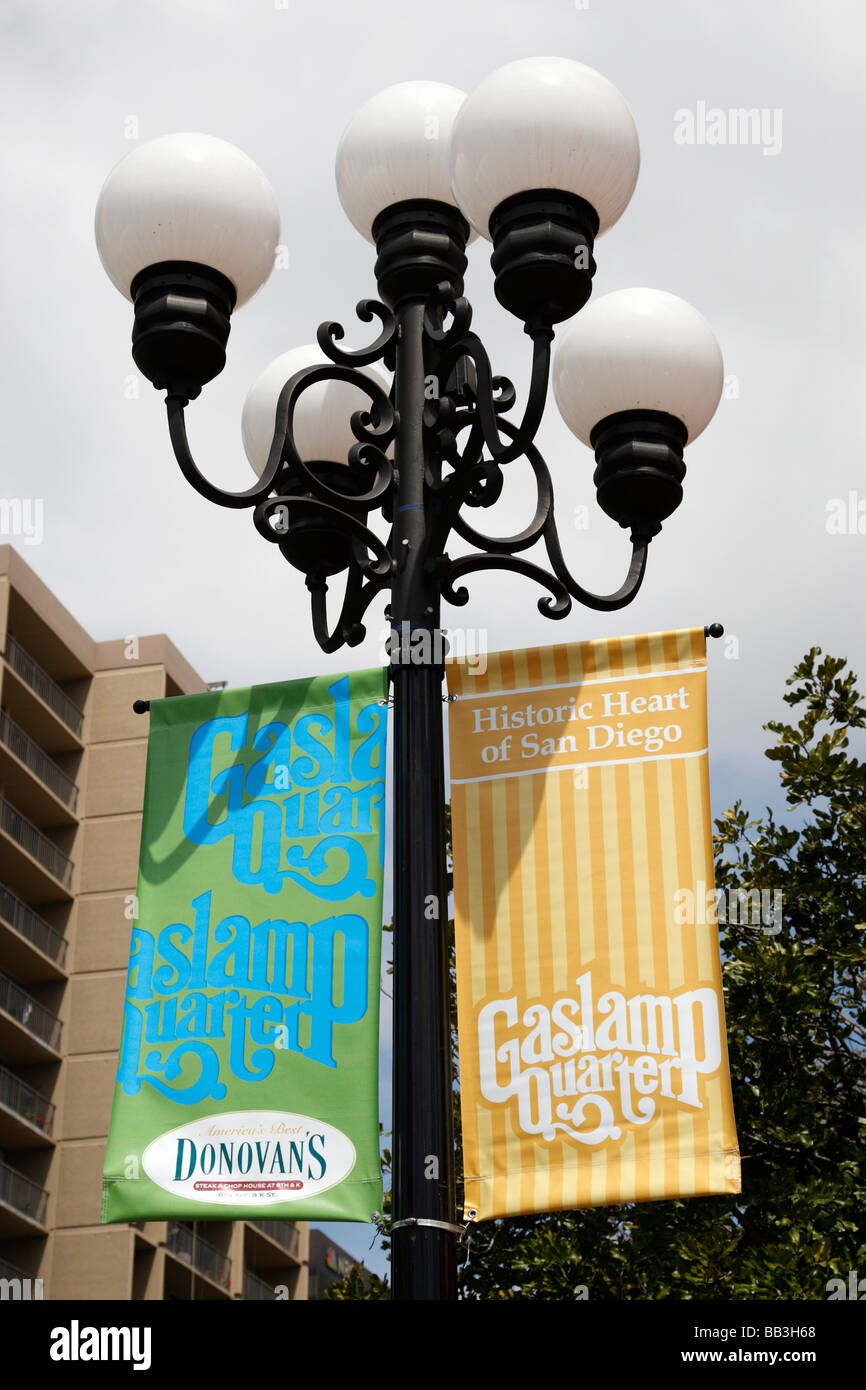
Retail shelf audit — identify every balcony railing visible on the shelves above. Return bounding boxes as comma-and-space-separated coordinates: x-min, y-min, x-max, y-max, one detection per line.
0, 711, 78, 813
0, 1160, 48, 1227
0, 1257, 42, 1298
0, 881, 68, 969
243, 1270, 278, 1300
0, 1061, 54, 1136
165, 1223, 231, 1289
248, 1219, 300, 1260
0, 1262, 39, 1289
0, 797, 73, 889
0, 971, 62, 1052
3, 635, 84, 737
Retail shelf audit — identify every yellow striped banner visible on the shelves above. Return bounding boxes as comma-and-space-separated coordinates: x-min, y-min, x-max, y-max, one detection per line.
447, 627, 740, 1221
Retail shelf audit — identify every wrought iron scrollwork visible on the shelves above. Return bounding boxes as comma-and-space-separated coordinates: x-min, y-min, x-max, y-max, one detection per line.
316, 298, 397, 367
159, 276, 651, 652
421, 288, 650, 622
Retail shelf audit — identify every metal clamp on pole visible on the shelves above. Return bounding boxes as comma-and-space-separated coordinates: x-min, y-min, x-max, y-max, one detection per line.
390, 1217, 467, 1237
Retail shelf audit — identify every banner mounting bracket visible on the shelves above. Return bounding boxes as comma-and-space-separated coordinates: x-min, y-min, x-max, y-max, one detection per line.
391, 1217, 466, 1236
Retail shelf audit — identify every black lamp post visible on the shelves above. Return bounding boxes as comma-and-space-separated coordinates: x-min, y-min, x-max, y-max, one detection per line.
96, 58, 724, 1302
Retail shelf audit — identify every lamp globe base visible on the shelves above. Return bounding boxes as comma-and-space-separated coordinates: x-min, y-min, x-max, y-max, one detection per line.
590, 410, 688, 543
276, 462, 370, 578
489, 190, 599, 326
372, 200, 469, 310
130, 261, 237, 401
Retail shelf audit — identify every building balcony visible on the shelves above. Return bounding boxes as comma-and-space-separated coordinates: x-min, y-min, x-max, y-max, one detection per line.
165, 1222, 232, 1293
0, 1061, 55, 1146
0, 969, 62, 1061
246, 1218, 301, 1266
0, 709, 78, 822
0, 1253, 43, 1298
0, 797, 74, 901
2, 634, 84, 745
243, 1269, 282, 1300
0, 880, 68, 980
0, 1159, 48, 1236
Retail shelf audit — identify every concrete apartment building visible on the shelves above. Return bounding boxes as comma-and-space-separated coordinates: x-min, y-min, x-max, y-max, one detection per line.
0, 545, 309, 1300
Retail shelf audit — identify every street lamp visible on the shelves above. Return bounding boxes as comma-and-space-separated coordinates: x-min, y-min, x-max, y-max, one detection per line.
95, 56, 724, 1302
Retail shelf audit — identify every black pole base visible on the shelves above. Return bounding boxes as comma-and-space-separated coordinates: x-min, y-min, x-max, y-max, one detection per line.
373, 200, 469, 310
590, 410, 688, 542
489, 189, 599, 326
130, 261, 236, 400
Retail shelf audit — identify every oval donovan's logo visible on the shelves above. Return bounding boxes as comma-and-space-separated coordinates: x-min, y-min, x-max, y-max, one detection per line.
142, 1110, 356, 1206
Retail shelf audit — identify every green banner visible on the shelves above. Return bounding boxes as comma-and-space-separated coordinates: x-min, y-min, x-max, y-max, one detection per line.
102, 667, 387, 1223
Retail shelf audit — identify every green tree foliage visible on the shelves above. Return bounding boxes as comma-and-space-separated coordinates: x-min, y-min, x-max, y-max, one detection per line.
329, 649, 866, 1299
321, 1264, 389, 1300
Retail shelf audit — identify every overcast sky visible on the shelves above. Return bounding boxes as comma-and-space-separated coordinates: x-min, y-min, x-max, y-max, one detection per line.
1, 0, 863, 1280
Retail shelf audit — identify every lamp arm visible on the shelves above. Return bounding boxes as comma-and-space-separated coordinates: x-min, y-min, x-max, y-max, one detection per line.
165, 394, 285, 509
440, 552, 572, 620
165, 360, 396, 511
437, 529, 648, 618
307, 563, 393, 654
542, 520, 649, 610
437, 322, 554, 467
431, 413, 650, 617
